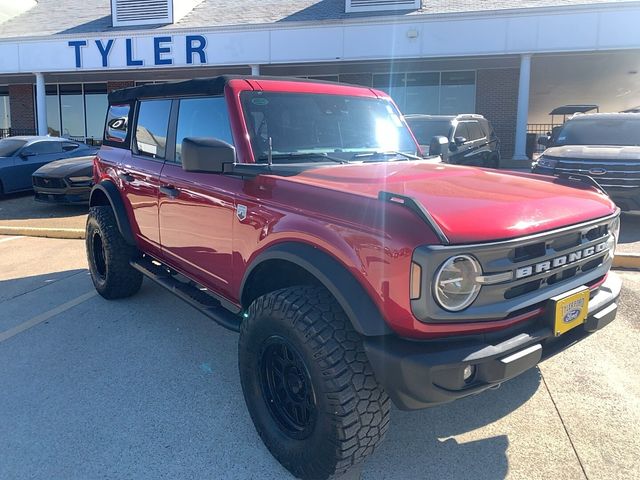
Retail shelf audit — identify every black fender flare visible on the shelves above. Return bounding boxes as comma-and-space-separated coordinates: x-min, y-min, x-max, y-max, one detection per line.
89, 181, 136, 246
241, 242, 393, 337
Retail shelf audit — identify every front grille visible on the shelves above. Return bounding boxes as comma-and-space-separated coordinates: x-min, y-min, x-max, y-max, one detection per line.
33, 177, 66, 189
554, 157, 640, 189
481, 222, 610, 302
411, 213, 617, 323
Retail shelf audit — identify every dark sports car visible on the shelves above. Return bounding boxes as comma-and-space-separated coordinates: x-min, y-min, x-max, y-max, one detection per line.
0, 136, 96, 197
32, 155, 95, 204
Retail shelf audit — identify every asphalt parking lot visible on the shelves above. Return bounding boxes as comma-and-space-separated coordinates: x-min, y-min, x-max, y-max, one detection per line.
0, 235, 639, 479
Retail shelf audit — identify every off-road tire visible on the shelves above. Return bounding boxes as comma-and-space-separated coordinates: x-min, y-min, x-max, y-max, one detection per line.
239, 286, 391, 480
86, 206, 142, 299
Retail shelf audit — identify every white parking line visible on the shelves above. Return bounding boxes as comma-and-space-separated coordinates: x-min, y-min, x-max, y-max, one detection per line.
0, 290, 97, 343
0, 236, 21, 244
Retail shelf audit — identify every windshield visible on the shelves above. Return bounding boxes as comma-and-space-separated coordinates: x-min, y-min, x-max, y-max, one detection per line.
406, 119, 452, 145
241, 91, 418, 162
0, 139, 27, 157
554, 117, 640, 146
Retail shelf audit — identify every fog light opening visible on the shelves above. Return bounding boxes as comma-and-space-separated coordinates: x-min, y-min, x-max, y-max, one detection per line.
463, 364, 476, 383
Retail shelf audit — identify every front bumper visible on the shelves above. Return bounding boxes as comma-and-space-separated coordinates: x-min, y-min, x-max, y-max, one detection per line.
33, 185, 91, 204
364, 272, 621, 410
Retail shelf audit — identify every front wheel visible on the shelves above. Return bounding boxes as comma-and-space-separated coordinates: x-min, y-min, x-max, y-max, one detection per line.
85, 206, 142, 299
239, 286, 390, 480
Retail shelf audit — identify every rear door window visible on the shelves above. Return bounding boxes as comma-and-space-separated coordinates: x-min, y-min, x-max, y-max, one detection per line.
135, 100, 172, 159
175, 97, 234, 164
466, 121, 484, 141
25, 141, 63, 154
104, 104, 130, 144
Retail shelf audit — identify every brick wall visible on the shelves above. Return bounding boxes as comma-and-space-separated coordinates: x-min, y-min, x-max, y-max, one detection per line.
8, 84, 35, 133
107, 81, 134, 93
475, 68, 519, 160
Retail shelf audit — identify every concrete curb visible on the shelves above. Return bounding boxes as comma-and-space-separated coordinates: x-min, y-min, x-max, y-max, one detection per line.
0, 226, 85, 240
613, 253, 640, 270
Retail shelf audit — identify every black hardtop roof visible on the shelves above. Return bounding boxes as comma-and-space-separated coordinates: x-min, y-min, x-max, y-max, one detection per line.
549, 104, 599, 115
107, 75, 349, 104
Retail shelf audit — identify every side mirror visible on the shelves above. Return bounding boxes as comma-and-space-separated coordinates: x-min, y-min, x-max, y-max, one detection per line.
19, 150, 35, 159
429, 136, 450, 159
537, 136, 549, 147
454, 136, 467, 146
182, 137, 236, 173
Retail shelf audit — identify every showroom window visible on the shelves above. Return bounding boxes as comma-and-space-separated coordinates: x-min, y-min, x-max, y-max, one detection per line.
0, 86, 9, 130
302, 71, 475, 115
43, 83, 108, 144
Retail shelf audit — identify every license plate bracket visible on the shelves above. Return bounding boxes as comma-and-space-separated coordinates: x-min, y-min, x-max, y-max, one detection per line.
548, 286, 590, 337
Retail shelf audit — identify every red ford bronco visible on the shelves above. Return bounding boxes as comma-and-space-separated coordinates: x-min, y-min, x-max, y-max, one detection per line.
86, 76, 621, 479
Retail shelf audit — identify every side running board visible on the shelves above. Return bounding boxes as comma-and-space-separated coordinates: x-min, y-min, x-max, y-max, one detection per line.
130, 256, 242, 332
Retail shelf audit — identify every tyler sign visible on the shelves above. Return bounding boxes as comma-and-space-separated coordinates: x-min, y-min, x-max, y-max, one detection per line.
67, 35, 207, 68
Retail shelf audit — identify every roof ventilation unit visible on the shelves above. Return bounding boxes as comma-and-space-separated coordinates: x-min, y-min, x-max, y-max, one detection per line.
345, 0, 421, 13
111, 0, 172, 27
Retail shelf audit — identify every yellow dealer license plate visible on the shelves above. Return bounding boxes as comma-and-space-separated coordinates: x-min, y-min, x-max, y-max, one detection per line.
552, 287, 590, 337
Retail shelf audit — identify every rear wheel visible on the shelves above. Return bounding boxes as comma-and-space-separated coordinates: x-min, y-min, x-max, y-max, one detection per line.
239, 286, 390, 480
86, 206, 142, 299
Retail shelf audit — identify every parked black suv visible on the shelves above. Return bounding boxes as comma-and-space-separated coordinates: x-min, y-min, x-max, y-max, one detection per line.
533, 113, 640, 213
405, 114, 501, 168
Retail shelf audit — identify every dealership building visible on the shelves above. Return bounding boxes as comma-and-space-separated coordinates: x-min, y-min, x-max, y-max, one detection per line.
0, 0, 639, 163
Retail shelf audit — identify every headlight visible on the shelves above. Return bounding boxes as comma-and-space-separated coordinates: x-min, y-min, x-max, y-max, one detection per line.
433, 255, 482, 312
536, 156, 558, 169
68, 175, 93, 185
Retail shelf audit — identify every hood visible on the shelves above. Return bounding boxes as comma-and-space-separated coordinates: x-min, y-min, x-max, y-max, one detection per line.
33, 155, 94, 177
278, 161, 616, 244
544, 145, 640, 160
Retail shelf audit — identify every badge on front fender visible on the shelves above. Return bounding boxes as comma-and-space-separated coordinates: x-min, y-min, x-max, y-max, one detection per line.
236, 204, 248, 221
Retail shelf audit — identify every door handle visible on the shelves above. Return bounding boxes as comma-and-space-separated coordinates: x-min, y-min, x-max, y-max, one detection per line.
118, 171, 134, 182
160, 185, 180, 198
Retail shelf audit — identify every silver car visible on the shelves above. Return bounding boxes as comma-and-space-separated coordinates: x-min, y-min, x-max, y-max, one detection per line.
0, 136, 97, 196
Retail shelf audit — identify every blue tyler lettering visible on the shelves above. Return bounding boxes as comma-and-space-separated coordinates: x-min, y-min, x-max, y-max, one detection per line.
154, 36, 173, 65
95, 39, 115, 67
126, 38, 143, 66
68, 40, 87, 68
186, 35, 206, 64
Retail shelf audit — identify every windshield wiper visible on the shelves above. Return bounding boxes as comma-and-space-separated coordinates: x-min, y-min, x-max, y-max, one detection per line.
352, 150, 421, 161
257, 152, 349, 164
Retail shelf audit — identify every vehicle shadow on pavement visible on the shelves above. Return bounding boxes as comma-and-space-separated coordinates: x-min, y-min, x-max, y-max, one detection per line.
0, 191, 87, 221
0, 269, 88, 303
362, 369, 541, 479
0, 277, 541, 480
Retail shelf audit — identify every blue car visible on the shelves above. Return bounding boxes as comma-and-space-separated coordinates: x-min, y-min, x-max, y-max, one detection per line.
0, 136, 97, 196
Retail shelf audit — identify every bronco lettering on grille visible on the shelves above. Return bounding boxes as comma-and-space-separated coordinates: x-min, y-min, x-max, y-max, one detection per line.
515, 241, 608, 279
